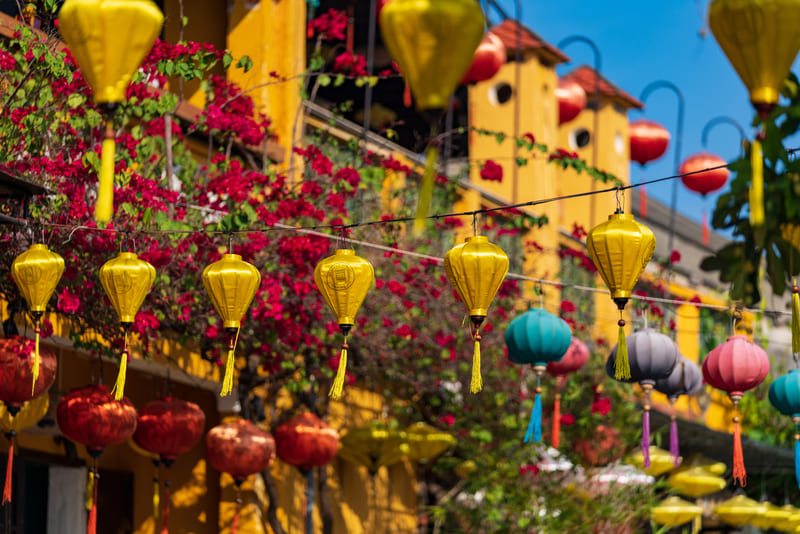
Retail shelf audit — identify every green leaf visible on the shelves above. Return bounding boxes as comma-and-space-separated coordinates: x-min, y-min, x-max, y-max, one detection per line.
222, 52, 233, 69
317, 74, 331, 87
236, 56, 254, 73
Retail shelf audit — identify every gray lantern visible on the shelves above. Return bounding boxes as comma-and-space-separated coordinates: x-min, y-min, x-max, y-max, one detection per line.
655, 357, 703, 466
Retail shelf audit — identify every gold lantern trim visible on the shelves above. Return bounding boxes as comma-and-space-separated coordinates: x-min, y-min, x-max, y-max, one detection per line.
314, 249, 374, 399
99, 251, 156, 400
586, 211, 655, 380
11, 243, 65, 394
202, 253, 261, 397
58, 0, 164, 224
444, 235, 509, 393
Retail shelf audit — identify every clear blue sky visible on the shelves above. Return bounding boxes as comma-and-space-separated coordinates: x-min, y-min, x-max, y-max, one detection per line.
493, 0, 769, 231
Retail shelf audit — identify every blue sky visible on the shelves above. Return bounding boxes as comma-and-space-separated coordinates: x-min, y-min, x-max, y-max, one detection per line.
492, 0, 764, 231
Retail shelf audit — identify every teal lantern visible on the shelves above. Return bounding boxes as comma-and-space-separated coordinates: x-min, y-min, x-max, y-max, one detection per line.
769, 369, 800, 488
505, 308, 572, 444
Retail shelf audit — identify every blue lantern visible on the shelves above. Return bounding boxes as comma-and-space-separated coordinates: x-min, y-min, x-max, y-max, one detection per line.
505, 308, 572, 444
769, 370, 800, 488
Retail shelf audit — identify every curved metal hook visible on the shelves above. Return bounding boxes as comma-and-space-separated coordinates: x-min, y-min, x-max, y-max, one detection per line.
701, 116, 746, 155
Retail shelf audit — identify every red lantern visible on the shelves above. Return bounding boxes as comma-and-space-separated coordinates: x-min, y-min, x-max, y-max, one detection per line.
273, 413, 339, 471
0, 335, 57, 504
57, 384, 137, 534
629, 119, 670, 166
680, 152, 729, 196
702, 335, 769, 486
546, 337, 589, 449
556, 78, 587, 125
461, 32, 506, 85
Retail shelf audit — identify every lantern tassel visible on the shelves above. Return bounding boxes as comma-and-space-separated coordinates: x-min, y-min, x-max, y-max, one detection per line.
792, 281, 800, 355
524, 378, 542, 443
88, 468, 98, 534
750, 136, 764, 230
639, 184, 648, 219
220, 328, 240, 397
403, 79, 412, 108
414, 144, 438, 234
3, 432, 13, 505
642, 408, 651, 469
795, 427, 800, 490
160, 481, 170, 534
153, 473, 159, 524
615, 318, 630, 380
733, 411, 746, 487
85, 469, 94, 512
670, 414, 680, 467
702, 209, 710, 247
552, 393, 561, 449
31, 323, 40, 396
231, 494, 241, 534
113, 333, 128, 401
97, 122, 116, 224
470, 332, 482, 394
329, 339, 348, 399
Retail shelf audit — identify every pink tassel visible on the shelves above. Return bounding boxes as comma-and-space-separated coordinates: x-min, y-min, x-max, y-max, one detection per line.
670, 415, 680, 466
642, 409, 651, 469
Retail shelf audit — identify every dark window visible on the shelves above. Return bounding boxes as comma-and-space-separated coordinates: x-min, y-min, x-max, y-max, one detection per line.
491, 82, 513, 105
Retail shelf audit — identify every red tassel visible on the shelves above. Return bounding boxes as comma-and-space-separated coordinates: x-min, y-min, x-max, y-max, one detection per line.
3, 433, 13, 504
231, 496, 241, 534
160, 482, 170, 534
702, 210, 710, 246
403, 80, 412, 108
733, 415, 746, 487
88, 469, 98, 534
640, 185, 648, 219
551, 394, 561, 449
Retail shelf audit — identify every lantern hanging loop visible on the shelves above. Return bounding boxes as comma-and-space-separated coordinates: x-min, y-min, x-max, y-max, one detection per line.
616, 186, 624, 213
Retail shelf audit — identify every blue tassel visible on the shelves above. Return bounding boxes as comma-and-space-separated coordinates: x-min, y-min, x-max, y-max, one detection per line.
795, 437, 800, 489
524, 392, 542, 443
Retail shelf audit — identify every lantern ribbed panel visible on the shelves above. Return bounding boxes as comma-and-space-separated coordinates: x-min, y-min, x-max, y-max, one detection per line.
202, 254, 261, 330
56, 385, 137, 453
655, 357, 703, 398
505, 308, 572, 366
273, 413, 339, 471
547, 337, 589, 377
444, 236, 509, 318
0, 336, 57, 406
206, 419, 275, 483
99, 252, 156, 325
702, 335, 769, 395
769, 370, 800, 416
11, 244, 65, 314
133, 398, 206, 462
313, 249, 374, 327
607, 328, 680, 385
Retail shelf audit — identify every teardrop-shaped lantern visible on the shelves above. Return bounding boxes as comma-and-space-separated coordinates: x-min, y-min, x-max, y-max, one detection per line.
587, 212, 655, 380
702, 334, 770, 486
202, 253, 261, 397
461, 32, 506, 85
714, 495, 768, 527
445, 235, 509, 394
380, 0, 484, 111
59, 0, 164, 224
11, 243, 64, 394
546, 337, 588, 448
655, 357, 703, 466
506, 308, 571, 443
314, 248, 374, 399
629, 119, 670, 167
0, 395, 49, 505
769, 369, 800, 489
556, 78, 587, 125
651, 496, 703, 528
606, 328, 679, 469
99, 251, 156, 400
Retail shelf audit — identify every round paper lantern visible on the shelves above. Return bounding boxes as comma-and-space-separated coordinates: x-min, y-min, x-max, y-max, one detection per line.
0, 395, 49, 505
11, 243, 64, 393
338, 423, 409, 475
273, 413, 339, 471
314, 248, 374, 399
769, 369, 800, 489
667, 467, 727, 498
607, 328, 679, 469
57, 384, 137, 534
652, 496, 703, 527
506, 308, 571, 443
58, 0, 164, 223
0, 335, 57, 410
714, 495, 767, 527
404, 422, 455, 462
702, 335, 769, 486
461, 32, 506, 85
629, 119, 670, 166
546, 337, 589, 448
587, 212, 655, 380
444, 235, 509, 393
679, 152, 729, 196
626, 446, 680, 476
655, 357, 703, 466
556, 78, 587, 125
134, 397, 206, 464
203, 253, 261, 397
100, 251, 156, 400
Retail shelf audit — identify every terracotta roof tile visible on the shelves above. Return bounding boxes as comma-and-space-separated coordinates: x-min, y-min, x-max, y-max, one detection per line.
562, 65, 644, 109
490, 20, 569, 65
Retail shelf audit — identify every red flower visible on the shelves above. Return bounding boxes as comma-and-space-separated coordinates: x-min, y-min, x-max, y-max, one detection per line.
669, 250, 681, 264
439, 414, 455, 427
519, 464, 540, 476
560, 299, 576, 314
559, 413, 575, 426
591, 396, 611, 416
479, 160, 503, 182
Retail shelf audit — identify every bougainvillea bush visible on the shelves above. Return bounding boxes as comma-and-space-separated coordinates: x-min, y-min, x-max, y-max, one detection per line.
0, 10, 655, 533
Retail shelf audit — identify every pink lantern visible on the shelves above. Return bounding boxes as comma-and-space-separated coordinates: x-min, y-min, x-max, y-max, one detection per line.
702, 335, 770, 486
556, 79, 587, 125
546, 338, 589, 448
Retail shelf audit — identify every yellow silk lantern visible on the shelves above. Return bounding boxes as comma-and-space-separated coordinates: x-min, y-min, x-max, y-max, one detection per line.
58, 0, 164, 224
586, 212, 655, 380
338, 423, 409, 475
709, 0, 800, 230
314, 249, 374, 399
444, 235, 509, 393
680, 453, 727, 476
750, 503, 794, 531
0, 395, 49, 505
403, 422, 456, 462
99, 251, 156, 400
714, 495, 767, 527
379, 0, 484, 232
771, 504, 800, 531
11, 244, 64, 394
667, 467, 726, 498
651, 496, 703, 528
626, 446, 679, 476
202, 254, 261, 397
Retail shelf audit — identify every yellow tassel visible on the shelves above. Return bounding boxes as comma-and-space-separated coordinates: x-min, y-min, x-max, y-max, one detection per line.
85, 470, 94, 512
112, 332, 128, 401
153, 477, 160, 521
750, 137, 764, 228
31, 325, 40, 396
793, 281, 800, 355
470, 333, 482, 394
329, 342, 348, 400
414, 145, 438, 234
615, 322, 631, 380
220, 328, 240, 397
96, 132, 116, 224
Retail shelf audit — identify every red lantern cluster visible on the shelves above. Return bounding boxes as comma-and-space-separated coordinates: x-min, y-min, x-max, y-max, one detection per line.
273, 413, 339, 471
206, 419, 276, 484
134, 397, 206, 463
629, 119, 670, 166
556, 79, 587, 125
679, 152, 729, 196
461, 32, 506, 85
